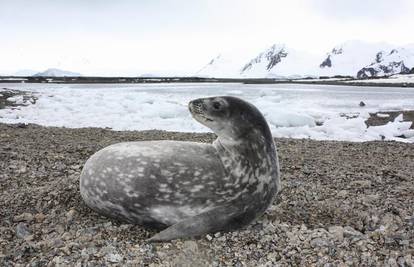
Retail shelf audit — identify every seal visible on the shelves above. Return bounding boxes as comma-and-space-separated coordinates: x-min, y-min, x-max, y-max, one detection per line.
79, 96, 280, 242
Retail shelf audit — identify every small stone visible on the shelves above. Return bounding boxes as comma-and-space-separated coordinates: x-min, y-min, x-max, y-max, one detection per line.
266, 252, 281, 262
399, 239, 409, 246
18, 166, 27, 174
397, 256, 406, 266
310, 237, 329, 248
66, 209, 76, 223
62, 232, 72, 241
13, 212, 34, 222
106, 253, 123, 263
328, 226, 344, 241
81, 247, 97, 259
337, 190, 348, 197
24, 234, 35, 241
343, 226, 362, 238
387, 257, 398, 267
16, 223, 31, 239
60, 246, 71, 255
49, 238, 64, 248
404, 255, 413, 266
183, 240, 198, 253
55, 225, 65, 234
34, 213, 46, 223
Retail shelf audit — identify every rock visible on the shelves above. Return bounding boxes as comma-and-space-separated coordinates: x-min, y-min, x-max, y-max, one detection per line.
328, 226, 344, 242
34, 213, 46, 223
16, 223, 31, 239
13, 212, 34, 222
404, 254, 413, 266
106, 253, 123, 263
266, 252, 281, 262
337, 190, 348, 197
66, 209, 76, 223
60, 246, 71, 255
81, 247, 98, 259
343, 226, 362, 238
55, 225, 65, 234
386, 257, 398, 267
310, 237, 329, 248
183, 240, 198, 253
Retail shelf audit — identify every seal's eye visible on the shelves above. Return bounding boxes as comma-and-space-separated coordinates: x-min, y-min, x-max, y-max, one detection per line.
212, 102, 221, 110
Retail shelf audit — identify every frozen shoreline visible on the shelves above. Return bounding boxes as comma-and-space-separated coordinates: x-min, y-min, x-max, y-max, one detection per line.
1, 83, 414, 143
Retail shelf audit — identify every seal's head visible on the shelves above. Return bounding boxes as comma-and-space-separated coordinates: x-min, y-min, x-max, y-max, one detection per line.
189, 96, 271, 142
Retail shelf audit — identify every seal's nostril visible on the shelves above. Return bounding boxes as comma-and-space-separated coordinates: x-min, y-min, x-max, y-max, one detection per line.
188, 99, 204, 114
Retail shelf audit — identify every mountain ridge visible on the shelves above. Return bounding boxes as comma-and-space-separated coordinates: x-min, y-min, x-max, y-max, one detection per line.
198, 40, 414, 79
33, 68, 81, 77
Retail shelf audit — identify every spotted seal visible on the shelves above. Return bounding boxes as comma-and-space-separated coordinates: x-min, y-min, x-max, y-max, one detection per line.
79, 96, 280, 242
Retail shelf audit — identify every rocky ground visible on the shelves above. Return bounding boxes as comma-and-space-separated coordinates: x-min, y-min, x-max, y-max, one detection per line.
0, 123, 413, 266
0, 88, 37, 110
366, 110, 414, 130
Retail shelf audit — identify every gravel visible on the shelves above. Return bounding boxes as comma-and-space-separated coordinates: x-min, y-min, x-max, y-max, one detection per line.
1, 123, 413, 266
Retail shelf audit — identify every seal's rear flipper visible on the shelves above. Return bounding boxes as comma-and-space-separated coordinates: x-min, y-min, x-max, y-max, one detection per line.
147, 204, 241, 242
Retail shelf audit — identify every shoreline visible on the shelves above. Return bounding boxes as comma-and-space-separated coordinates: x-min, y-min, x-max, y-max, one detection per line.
1, 123, 414, 265
1, 76, 414, 88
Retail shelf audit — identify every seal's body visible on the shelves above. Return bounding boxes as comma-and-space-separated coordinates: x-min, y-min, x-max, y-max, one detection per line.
80, 96, 280, 241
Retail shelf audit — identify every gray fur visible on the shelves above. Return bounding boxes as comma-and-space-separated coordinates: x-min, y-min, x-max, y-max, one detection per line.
80, 96, 280, 241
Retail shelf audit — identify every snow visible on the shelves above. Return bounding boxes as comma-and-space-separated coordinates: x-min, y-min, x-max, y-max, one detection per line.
0, 83, 414, 143
294, 77, 352, 82
346, 74, 414, 84
360, 47, 414, 77
33, 68, 81, 77
241, 44, 322, 78
376, 113, 390, 118
7, 95, 25, 105
197, 40, 414, 79
196, 54, 251, 78
0, 78, 28, 81
319, 40, 393, 77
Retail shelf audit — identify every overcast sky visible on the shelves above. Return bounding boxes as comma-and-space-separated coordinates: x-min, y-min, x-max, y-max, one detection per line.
1, 0, 413, 76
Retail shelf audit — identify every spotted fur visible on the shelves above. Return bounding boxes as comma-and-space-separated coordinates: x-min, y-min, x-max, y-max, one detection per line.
80, 96, 280, 241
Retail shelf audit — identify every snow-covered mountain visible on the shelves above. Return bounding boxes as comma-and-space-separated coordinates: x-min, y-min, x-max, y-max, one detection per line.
198, 44, 321, 78
33, 68, 81, 77
240, 44, 320, 78
318, 40, 394, 77
357, 47, 414, 78
196, 54, 250, 78
197, 40, 414, 79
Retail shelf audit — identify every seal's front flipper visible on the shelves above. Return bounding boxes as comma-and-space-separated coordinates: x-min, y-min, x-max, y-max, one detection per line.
147, 205, 242, 242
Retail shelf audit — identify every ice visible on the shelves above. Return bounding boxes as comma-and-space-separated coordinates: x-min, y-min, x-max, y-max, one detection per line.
7, 96, 25, 105
0, 82, 414, 143
376, 113, 390, 118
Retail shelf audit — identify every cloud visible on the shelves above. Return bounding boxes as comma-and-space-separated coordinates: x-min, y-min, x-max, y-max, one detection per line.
308, 0, 413, 21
